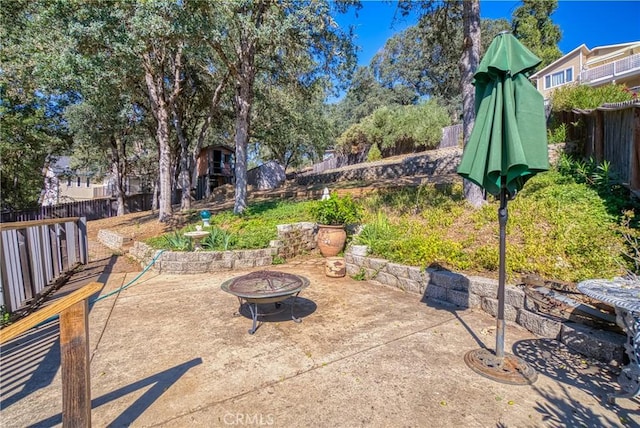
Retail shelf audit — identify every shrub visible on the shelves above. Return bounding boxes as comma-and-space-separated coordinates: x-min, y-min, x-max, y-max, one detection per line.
366, 144, 382, 162
550, 83, 634, 111
162, 231, 192, 251
201, 228, 235, 251
356, 175, 630, 283
311, 192, 361, 225
354, 212, 394, 247
547, 123, 566, 144
336, 100, 450, 157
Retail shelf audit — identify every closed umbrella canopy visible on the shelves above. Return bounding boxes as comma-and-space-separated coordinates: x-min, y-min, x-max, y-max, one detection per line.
457, 32, 550, 196
458, 32, 549, 385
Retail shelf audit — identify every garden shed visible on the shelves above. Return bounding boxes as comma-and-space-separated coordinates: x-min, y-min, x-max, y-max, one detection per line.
247, 160, 286, 191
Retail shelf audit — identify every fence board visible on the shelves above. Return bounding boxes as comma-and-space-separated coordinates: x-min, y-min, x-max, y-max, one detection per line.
66, 221, 78, 267
59, 223, 69, 272
556, 103, 639, 194
50, 224, 62, 278
41, 225, 55, 285
439, 124, 462, 149
78, 217, 88, 264
1, 193, 153, 223
1, 218, 89, 313
603, 110, 632, 184
27, 227, 46, 295
2, 230, 25, 311
17, 230, 34, 303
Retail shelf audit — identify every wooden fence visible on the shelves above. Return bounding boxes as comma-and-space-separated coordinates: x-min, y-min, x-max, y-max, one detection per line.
439, 123, 463, 149
556, 101, 640, 193
0, 217, 88, 313
2, 193, 153, 223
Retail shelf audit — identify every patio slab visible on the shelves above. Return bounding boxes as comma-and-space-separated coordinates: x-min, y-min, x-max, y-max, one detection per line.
1, 257, 638, 427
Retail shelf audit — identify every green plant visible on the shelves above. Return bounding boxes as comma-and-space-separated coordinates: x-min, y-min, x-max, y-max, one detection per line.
146, 199, 315, 251
1, 305, 10, 327
311, 192, 362, 225
272, 255, 286, 265
550, 83, 634, 111
555, 153, 634, 218
547, 123, 566, 144
354, 212, 394, 247
201, 228, 235, 251
351, 268, 367, 281
366, 143, 382, 162
163, 231, 192, 251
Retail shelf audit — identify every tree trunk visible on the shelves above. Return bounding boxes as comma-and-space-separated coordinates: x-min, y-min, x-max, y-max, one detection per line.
151, 178, 159, 213
232, 39, 256, 215
173, 107, 191, 211
460, 0, 484, 208
233, 79, 251, 214
110, 136, 127, 216
156, 106, 173, 221
143, 53, 173, 222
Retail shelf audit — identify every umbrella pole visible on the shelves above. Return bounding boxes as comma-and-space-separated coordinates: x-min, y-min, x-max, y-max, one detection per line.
464, 184, 538, 385
495, 186, 508, 359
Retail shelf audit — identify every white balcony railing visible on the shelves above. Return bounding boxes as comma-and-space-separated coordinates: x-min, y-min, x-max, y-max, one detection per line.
581, 53, 640, 84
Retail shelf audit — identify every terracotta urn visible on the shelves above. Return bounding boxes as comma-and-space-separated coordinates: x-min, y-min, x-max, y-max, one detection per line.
316, 224, 347, 257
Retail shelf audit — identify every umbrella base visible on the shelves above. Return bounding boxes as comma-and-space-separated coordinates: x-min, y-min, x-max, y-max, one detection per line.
464, 348, 538, 385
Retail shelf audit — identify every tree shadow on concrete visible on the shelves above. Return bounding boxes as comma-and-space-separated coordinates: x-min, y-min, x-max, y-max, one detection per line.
31, 358, 203, 427
513, 338, 639, 427
419, 264, 639, 427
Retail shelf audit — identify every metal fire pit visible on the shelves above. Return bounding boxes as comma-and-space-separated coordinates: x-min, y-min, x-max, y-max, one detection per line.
221, 271, 310, 334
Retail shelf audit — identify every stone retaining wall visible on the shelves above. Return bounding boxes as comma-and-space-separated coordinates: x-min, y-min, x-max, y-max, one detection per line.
296, 144, 574, 187
129, 241, 276, 274
97, 229, 131, 251
344, 251, 626, 366
296, 147, 462, 186
271, 222, 317, 258
128, 222, 318, 274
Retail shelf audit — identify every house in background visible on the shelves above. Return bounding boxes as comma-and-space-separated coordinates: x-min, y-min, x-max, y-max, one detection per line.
195, 145, 235, 199
40, 156, 99, 205
40, 156, 144, 206
530, 41, 640, 102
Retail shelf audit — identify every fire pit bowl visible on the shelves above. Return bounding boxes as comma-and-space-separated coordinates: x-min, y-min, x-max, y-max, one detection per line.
221, 271, 310, 334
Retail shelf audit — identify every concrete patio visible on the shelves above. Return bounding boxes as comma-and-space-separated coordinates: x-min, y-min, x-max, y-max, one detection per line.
1, 255, 638, 427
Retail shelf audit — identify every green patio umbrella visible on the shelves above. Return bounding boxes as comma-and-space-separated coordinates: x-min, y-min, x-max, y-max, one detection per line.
458, 31, 549, 385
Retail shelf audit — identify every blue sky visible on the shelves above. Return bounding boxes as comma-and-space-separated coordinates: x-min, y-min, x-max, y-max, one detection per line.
335, 1, 640, 67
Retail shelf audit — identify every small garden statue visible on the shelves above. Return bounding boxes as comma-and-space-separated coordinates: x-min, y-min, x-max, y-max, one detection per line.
200, 210, 211, 227
321, 187, 330, 200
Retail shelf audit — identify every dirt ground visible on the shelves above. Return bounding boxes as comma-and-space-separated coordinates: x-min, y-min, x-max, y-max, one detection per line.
87, 210, 189, 242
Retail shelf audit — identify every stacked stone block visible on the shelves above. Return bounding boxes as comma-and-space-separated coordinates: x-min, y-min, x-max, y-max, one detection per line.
297, 144, 569, 187
271, 222, 317, 259
97, 229, 131, 251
